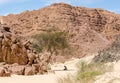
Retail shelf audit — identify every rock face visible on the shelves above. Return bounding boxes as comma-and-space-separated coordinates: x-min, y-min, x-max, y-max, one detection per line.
2, 3, 120, 57
93, 35, 120, 63
0, 24, 52, 77
0, 24, 28, 65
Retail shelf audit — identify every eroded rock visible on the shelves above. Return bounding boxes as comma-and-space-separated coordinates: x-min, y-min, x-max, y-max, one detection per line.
24, 66, 35, 75
0, 25, 50, 77
8, 66, 25, 75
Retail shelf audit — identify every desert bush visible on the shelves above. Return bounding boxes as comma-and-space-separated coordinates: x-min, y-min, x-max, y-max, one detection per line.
58, 62, 112, 83
76, 62, 107, 83
32, 28, 69, 55
32, 43, 42, 53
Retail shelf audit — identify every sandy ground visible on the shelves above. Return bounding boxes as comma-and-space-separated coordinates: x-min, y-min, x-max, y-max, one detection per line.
94, 61, 120, 83
0, 59, 79, 83
3, 54, 120, 83
0, 55, 94, 83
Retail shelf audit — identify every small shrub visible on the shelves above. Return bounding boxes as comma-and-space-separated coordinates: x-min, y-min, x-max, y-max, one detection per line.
32, 43, 42, 53
76, 62, 107, 83
58, 62, 112, 83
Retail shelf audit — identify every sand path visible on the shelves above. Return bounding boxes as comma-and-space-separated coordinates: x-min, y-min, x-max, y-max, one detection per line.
0, 55, 94, 83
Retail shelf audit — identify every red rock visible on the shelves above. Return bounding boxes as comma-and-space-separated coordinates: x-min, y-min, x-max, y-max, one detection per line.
0, 67, 5, 76
8, 66, 25, 75
24, 66, 35, 75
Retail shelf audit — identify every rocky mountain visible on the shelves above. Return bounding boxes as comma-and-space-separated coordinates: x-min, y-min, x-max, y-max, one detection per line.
1, 3, 120, 57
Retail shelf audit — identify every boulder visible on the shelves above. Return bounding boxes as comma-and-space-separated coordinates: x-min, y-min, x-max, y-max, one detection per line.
0, 67, 5, 76
8, 66, 25, 75
32, 64, 40, 73
38, 62, 48, 74
28, 53, 36, 65
0, 26, 29, 65
24, 66, 35, 75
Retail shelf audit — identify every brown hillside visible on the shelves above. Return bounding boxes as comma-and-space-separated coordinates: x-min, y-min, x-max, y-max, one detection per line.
2, 3, 120, 57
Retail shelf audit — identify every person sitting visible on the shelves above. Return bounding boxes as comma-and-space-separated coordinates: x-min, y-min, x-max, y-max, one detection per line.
63, 65, 67, 70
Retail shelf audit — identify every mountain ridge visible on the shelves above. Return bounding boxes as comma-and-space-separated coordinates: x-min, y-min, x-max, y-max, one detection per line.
1, 2, 120, 57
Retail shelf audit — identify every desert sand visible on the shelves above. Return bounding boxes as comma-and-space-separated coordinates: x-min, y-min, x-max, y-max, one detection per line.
0, 55, 94, 83
1, 55, 120, 83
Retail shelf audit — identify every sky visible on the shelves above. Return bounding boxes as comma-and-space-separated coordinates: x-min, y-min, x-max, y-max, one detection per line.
0, 0, 120, 16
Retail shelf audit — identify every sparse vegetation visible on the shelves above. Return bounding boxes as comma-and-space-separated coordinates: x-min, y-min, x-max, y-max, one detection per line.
76, 62, 108, 83
32, 43, 42, 53
58, 61, 112, 83
32, 28, 69, 55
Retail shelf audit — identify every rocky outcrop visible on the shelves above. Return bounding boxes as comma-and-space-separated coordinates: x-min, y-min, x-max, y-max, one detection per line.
0, 24, 28, 65
0, 25, 53, 77
93, 35, 120, 63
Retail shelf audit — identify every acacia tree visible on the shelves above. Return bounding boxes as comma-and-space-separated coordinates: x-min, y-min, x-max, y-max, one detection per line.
32, 28, 69, 59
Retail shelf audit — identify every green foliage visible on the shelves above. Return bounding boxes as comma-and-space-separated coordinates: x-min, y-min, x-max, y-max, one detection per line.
0, 62, 5, 67
32, 43, 42, 53
32, 28, 69, 55
58, 61, 112, 83
76, 62, 108, 83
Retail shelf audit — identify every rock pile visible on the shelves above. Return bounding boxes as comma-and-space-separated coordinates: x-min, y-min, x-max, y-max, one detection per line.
0, 25, 50, 77
0, 25, 28, 65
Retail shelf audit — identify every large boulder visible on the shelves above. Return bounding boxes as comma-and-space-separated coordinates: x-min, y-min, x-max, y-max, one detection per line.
8, 66, 25, 75
0, 25, 29, 65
